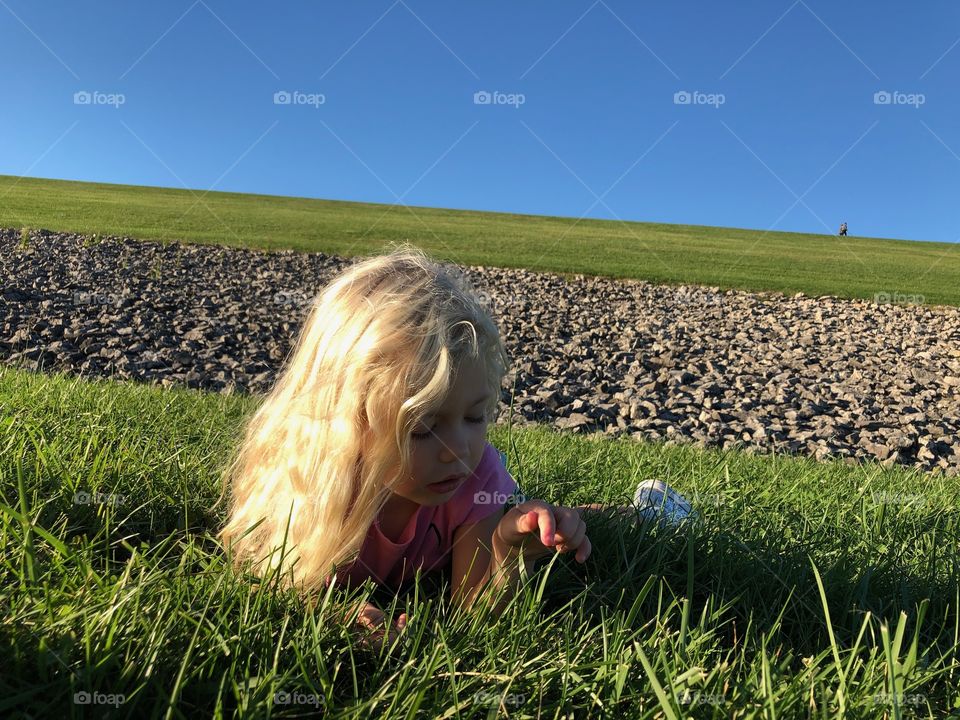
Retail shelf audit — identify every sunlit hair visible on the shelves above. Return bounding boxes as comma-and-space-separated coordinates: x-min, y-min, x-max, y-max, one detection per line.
216, 243, 509, 595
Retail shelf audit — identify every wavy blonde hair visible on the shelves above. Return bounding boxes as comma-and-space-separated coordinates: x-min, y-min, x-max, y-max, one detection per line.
216, 243, 510, 596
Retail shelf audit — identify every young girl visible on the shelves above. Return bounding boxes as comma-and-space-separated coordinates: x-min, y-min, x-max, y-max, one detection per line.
216, 244, 693, 647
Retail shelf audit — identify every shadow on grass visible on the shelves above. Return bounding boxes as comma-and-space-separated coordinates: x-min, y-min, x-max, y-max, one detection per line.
534, 508, 959, 657
364, 504, 960, 666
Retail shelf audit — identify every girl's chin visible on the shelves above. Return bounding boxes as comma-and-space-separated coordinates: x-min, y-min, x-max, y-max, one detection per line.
417, 492, 453, 505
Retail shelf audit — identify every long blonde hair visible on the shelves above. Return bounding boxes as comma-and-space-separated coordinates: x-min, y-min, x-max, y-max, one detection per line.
216, 243, 510, 595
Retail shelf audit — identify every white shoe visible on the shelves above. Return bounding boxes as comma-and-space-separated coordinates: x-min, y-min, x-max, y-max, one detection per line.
632, 479, 697, 527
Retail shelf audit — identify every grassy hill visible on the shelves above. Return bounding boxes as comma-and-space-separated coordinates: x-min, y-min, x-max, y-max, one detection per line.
3, 365, 958, 715
3, 174, 959, 306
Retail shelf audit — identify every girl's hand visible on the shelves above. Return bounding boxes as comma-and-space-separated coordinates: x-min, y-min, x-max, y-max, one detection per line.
493, 500, 592, 565
349, 602, 408, 650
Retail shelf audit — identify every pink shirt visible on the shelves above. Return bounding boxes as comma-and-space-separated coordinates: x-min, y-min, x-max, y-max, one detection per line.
330, 442, 518, 591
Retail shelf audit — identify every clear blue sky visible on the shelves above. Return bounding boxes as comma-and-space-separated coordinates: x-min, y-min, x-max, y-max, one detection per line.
2, 1, 958, 242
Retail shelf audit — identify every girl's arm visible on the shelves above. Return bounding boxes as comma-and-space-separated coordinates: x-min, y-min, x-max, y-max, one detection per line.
450, 508, 535, 615
452, 501, 592, 615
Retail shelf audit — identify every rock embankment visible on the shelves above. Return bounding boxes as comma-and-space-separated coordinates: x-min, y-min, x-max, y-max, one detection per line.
3, 228, 959, 475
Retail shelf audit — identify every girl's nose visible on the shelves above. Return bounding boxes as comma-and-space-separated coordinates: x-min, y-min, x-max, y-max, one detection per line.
438, 429, 470, 464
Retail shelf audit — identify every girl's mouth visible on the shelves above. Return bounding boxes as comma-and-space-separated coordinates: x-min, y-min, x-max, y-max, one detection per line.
427, 476, 465, 494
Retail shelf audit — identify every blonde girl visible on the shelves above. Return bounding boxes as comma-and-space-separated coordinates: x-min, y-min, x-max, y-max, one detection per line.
217, 244, 692, 646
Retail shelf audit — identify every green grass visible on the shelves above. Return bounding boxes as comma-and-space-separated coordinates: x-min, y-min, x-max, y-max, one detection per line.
4, 173, 960, 306
3, 365, 959, 717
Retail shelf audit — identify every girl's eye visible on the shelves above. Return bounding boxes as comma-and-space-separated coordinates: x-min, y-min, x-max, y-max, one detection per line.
411, 416, 486, 439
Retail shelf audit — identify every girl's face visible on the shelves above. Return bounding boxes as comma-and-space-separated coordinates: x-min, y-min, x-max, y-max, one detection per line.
391, 355, 492, 507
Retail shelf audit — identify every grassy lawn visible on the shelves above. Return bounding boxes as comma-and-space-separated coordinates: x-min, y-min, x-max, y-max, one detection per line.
3, 174, 960, 307
2, 365, 958, 717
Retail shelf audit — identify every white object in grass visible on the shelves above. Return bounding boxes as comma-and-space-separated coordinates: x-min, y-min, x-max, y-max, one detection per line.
632, 479, 697, 526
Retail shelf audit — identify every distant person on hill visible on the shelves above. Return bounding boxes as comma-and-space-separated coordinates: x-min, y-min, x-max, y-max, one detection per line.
215, 244, 696, 649
838, 222, 848, 237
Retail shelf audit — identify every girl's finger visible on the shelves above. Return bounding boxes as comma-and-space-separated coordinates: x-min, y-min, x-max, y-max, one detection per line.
574, 535, 592, 564
498, 505, 556, 548
359, 621, 402, 650
557, 518, 587, 552
359, 612, 384, 630
554, 512, 580, 540
386, 614, 409, 645
522, 506, 556, 547
521, 511, 537, 530
357, 625, 385, 649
